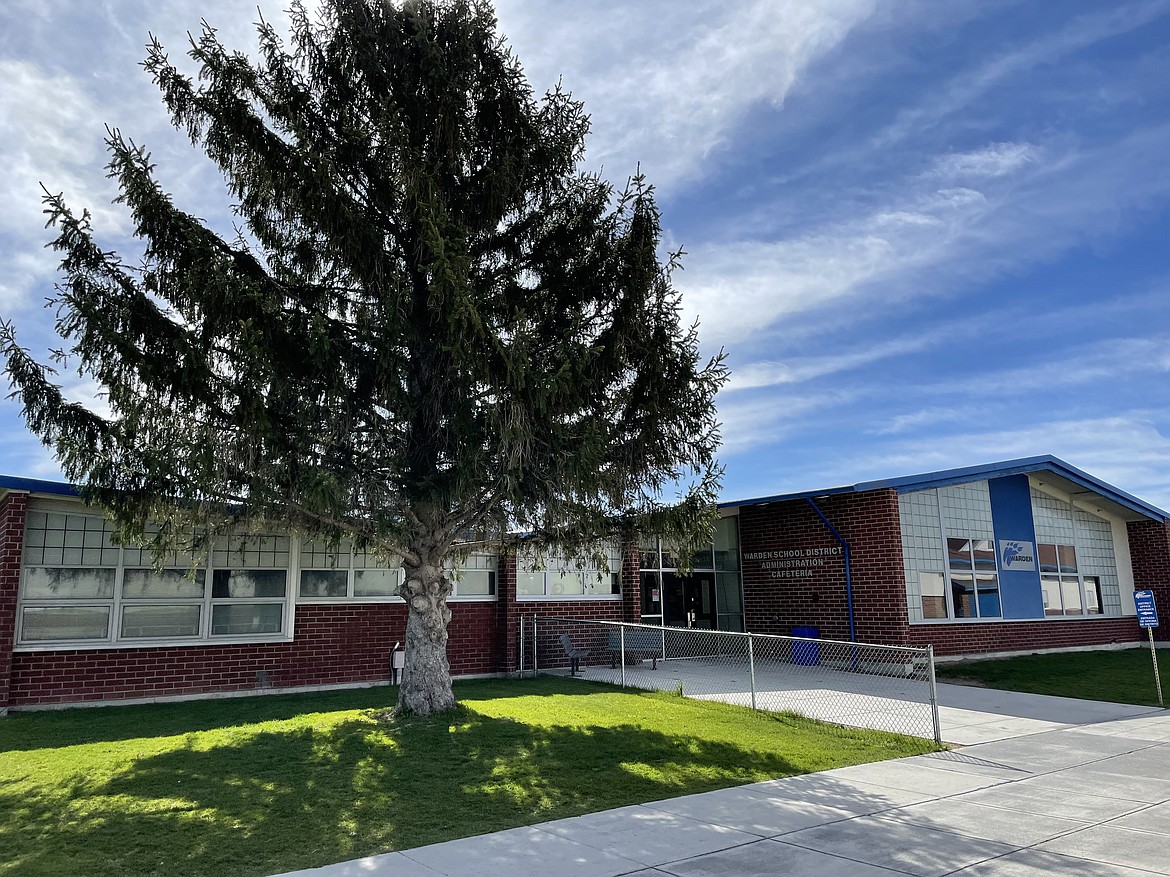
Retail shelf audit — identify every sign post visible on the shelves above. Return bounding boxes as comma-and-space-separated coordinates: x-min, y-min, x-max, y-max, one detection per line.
1134, 590, 1163, 709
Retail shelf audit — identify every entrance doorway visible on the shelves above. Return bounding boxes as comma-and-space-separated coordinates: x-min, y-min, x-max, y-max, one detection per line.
663, 572, 717, 629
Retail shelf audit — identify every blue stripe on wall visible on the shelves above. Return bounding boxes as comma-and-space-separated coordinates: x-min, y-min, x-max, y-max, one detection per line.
989, 474, 1044, 619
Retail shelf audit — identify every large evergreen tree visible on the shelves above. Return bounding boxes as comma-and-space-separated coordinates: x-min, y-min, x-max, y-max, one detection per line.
0, 0, 727, 716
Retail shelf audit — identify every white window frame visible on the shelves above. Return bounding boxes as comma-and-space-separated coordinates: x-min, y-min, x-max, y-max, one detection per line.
515, 544, 622, 601
16, 504, 295, 650
295, 539, 498, 603
1037, 542, 1104, 617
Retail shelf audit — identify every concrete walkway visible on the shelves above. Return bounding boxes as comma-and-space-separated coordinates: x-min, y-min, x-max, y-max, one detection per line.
278, 694, 1170, 877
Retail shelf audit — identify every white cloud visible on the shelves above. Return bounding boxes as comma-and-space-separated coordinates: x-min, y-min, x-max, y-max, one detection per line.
872, 0, 1170, 150
727, 331, 944, 391
678, 125, 1170, 346
716, 388, 854, 455
496, 0, 883, 192
846, 414, 1170, 512
0, 60, 126, 311
929, 142, 1041, 180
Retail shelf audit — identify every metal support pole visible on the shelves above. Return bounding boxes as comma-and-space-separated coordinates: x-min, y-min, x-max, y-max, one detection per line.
532, 617, 539, 677
926, 644, 942, 745
1149, 628, 1164, 708
519, 615, 526, 678
620, 624, 627, 688
748, 634, 757, 711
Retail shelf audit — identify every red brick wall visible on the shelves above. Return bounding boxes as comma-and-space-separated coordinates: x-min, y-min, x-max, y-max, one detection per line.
621, 542, 641, 623
739, 490, 908, 645
8, 600, 508, 706
906, 617, 1141, 656
0, 492, 29, 709
1128, 519, 1170, 629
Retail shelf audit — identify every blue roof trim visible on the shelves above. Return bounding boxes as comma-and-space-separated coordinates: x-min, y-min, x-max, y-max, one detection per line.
720, 455, 1169, 522
0, 474, 81, 497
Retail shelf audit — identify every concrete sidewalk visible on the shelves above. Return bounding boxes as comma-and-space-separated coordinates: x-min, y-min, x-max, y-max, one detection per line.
278, 696, 1170, 877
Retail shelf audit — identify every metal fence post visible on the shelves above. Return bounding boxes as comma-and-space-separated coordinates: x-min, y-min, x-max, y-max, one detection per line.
748, 633, 757, 711
532, 617, 539, 677
926, 644, 942, 745
620, 624, 627, 688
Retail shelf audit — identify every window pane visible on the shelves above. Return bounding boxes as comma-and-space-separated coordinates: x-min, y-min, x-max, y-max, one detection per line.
121, 604, 201, 638
455, 570, 494, 596
1058, 545, 1078, 574
920, 572, 948, 619
1084, 577, 1102, 615
972, 540, 996, 572
1060, 578, 1083, 615
548, 571, 584, 596
211, 603, 283, 635
690, 547, 714, 571
1041, 576, 1063, 615
716, 571, 742, 613
947, 538, 973, 570
22, 567, 116, 600
122, 568, 206, 600
354, 569, 399, 596
975, 574, 1001, 618
21, 606, 110, 641
516, 572, 545, 597
713, 518, 739, 570
299, 570, 349, 598
299, 538, 351, 570
950, 573, 976, 617
641, 571, 662, 616
1038, 543, 1059, 573
211, 569, 287, 598
717, 613, 745, 632
582, 572, 615, 597
351, 570, 397, 598
213, 535, 290, 570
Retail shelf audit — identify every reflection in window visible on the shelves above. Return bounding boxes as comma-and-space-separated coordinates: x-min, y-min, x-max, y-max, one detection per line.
945, 535, 1001, 619
920, 572, 947, 619
1038, 543, 1099, 616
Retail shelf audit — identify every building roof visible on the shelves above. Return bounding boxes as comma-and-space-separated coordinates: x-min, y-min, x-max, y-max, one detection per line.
0, 474, 81, 498
719, 455, 1169, 523
6, 455, 1168, 523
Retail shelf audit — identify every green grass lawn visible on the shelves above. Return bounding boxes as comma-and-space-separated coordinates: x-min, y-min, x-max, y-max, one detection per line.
0, 676, 935, 877
936, 646, 1170, 707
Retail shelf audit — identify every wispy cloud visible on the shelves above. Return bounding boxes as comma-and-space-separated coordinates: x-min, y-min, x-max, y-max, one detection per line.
847, 413, 1170, 511
496, 0, 883, 192
679, 125, 1170, 346
872, 0, 1170, 150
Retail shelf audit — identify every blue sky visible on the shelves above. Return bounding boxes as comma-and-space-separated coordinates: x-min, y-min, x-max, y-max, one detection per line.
1, 1, 1168, 508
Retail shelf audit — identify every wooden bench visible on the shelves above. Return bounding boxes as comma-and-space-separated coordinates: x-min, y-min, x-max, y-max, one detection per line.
559, 633, 589, 676
608, 629, 663, 669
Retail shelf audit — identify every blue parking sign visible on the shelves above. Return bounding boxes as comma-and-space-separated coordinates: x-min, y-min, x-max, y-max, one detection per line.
1134, 590, 1159, 628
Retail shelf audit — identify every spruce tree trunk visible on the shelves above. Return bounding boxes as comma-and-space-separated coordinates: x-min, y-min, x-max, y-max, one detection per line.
395, 560, 456, 716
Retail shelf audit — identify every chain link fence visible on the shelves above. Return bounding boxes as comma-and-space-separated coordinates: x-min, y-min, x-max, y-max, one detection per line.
524, 617, 940, 743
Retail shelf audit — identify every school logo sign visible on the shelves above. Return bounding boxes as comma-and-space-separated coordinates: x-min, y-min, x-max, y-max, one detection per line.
999, 540, 1036, 571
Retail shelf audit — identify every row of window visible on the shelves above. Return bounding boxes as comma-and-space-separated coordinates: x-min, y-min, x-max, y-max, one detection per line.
918, 539, 1104, 621
17, 510, 640, 647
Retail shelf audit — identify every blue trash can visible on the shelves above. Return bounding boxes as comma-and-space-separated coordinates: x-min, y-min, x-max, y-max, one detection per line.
791, 626, 820, 665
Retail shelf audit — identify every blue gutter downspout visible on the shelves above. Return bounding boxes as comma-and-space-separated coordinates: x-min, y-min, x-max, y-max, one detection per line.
806, 497, 856, 644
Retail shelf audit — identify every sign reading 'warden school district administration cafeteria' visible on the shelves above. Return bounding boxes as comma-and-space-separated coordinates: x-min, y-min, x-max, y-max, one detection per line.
1134, 590, 1159, 628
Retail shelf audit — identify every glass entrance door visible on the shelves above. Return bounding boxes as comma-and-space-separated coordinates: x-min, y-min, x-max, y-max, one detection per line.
662, 571, 716, 629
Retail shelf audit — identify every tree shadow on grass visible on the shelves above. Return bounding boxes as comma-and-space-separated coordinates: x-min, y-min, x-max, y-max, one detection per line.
0, 703, 818, 877
0, 677, 596, 753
